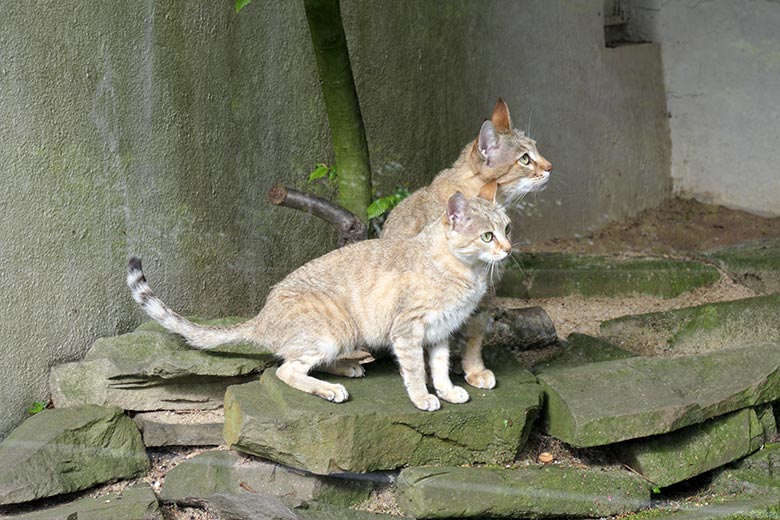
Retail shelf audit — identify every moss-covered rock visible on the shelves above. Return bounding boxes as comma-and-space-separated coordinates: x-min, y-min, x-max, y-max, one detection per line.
626, 496, 780, 519
133, 410, 224, 447
5, 484, 161, 520
159, 450, 369, 507
600, 295, 780, 356
710, 443, 780, 495
498, 253, 719, 299
532, 333, 635, 372
536, 343, 780, 447
704, 238, 780, 295
615, 407, 775, 489
224, 355, 542, 474
396, 465, 650, 519
0, 405, 149, 505
50, 317, 274, 411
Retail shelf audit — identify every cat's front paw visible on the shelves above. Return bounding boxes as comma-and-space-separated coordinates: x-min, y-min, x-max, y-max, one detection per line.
315, 383, 349, 403
437, 385, 470, 404
411, 393, 441, 411
465, 369, 496, 389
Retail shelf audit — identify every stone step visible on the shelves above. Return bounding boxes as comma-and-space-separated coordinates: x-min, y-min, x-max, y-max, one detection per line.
133, 410, 224, 447
160, 450, 370, 507
600, 295, 780, 356
703, 238, 780, 295
224, 353, 542, 474
0, 484, 161, 520
535, 343, 780, 447
396, 465, 650, 519
498, 253, 719, 299
0, 405, 149, 506
709, 442, 780, 495
615, 406, 776, 489
51, 317, 274, 411
531, 333, 635, 372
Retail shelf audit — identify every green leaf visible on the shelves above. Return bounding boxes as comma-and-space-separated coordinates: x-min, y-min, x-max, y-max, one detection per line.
367, 198, 391, 219
308, 164, 330, 182
27, 401, 47, 415
235, 0, 252, 13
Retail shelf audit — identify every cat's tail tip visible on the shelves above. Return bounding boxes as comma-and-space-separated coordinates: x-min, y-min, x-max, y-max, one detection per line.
126, 256, 150, 304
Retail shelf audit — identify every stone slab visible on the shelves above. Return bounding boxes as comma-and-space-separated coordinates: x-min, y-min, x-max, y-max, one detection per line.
187, 494, 400, 520
704, 238, 780, 295
0, 484, 162, 520
224, 353, 542, 474
532, 333, 635, 372
160, 450, 369, 507
626, 495, 780, 519
0, 405, 149, 505
536, 343, 780, 447
615, 407, 774, 488
396, 465, 650, 519
133, 410, 224, 447
600, 295, 780, 356
498, 253, 719, 299
51, 317, 274, 411
710, 443, 780, 495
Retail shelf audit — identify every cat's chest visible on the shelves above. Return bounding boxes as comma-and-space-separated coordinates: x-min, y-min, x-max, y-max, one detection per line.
423, 276, 487, 344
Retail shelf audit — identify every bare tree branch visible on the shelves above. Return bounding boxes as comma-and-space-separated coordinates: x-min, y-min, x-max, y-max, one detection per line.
267, 184, 368, 247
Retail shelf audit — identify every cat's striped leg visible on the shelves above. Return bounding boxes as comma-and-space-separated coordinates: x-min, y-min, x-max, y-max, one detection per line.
276, 353, 349, 403
460, 310, 496, 389
392, 326, 440, 411
429, 342, 469, 404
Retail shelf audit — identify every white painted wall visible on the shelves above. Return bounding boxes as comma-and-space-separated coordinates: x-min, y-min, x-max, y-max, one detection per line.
630, 0, 780, 216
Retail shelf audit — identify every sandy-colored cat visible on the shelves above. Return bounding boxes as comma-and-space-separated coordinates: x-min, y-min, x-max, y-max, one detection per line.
382, 99, 552, 390
127, 189, 511, 411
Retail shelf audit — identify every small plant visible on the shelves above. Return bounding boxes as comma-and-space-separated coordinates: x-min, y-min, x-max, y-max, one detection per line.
308, 163, 339, 190
27, 401, 47, 415
367, 186, 411, 220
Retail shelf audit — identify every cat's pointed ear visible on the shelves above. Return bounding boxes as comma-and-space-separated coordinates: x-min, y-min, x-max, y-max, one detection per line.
446, 192, 468, 228
491, 97, 512, 133
478, 180, 498, 203
477, 120, 500, 166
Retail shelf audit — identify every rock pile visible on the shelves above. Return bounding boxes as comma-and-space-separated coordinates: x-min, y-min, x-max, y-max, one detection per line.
1, 248, 779, 519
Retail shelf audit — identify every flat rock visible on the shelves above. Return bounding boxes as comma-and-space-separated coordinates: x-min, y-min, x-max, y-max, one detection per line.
704, 238, 780, 295
0, 484, 161, 520
188, 494, 399, 520
133, 410, 224, 447
615, 406, 775, 488
396, 465, 650, 519
710, 443, 780, 495
51, 317, 274, 411
600, 295, 780, 356
224, 353, 542, 474
532, 333, 635, 372
498, 253, 719, 299
0, 405, 149, 505
482, 306, 558, 350
535, 343, 780, 447
160, 450, 370, 507
626, 495, 780, 519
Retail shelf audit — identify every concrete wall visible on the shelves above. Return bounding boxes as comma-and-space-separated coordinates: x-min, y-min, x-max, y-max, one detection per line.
629, 0, 780, 217
0, 0, 670, 438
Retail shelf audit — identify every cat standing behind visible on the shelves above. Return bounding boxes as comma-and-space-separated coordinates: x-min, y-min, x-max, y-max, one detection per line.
382, 98, 552, 390
127, 189, 511, 411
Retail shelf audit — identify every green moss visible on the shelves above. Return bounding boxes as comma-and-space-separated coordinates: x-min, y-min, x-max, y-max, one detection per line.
499, 253, 719, 299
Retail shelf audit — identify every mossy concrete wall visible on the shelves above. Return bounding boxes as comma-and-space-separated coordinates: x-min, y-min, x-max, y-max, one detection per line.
0, 1, 670, 438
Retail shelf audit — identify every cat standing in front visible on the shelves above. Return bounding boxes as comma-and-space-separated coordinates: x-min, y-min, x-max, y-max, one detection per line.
127, 188, 511, 411
382, 98, 552, 390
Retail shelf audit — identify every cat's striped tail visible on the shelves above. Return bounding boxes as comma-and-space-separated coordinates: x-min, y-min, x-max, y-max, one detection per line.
126, 257, 256, 350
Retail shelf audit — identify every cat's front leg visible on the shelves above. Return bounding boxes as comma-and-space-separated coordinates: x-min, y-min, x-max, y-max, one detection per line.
392, 328, 440, 411
460, 309, 496, 389
429, 342, 469, 404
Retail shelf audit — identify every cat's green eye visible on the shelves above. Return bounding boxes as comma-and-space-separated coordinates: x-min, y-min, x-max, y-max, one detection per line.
481, 232, 494, 243
505, 224, 511, 236
518, 153, 530, 165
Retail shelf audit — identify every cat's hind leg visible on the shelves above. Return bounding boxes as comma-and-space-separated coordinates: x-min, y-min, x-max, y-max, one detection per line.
276, 349, 349, 403
429, 342, 469, 404
318, 359, 366, 378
